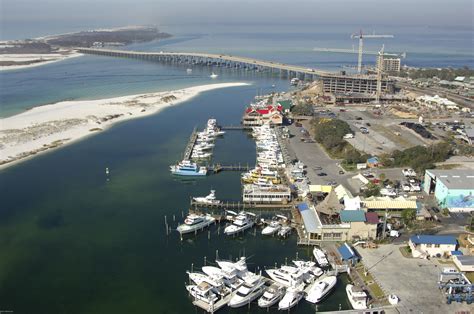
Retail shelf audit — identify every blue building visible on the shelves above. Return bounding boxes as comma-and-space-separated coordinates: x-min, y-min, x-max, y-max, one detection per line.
424, 169, 474, 212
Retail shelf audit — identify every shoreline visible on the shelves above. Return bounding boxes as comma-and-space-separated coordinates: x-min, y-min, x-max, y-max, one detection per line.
0, 51, 83, 71
0, 82, 250, 171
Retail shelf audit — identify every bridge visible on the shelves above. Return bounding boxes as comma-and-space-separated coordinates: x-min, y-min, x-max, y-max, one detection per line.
77, 48, 334, 80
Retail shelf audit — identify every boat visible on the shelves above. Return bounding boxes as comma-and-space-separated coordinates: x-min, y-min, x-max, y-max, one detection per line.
202, 266, 243, 290
278, 225, 292, 238
258, 284, 285, 308
278, 284, 305, 310
290, 78, 299, 86
305, 276, 337, 304
192, 190, 221, 205
186, 282, 218, 304
170, 159, 207, 176
216, 257, 248, 276
224, 212, 255, 236
186, 68, 193, 73
105, 167, 109, 175
346, 284, 368, 310
261, 220, 281, 235
177, 214, 216, 234
388, 294, 399, 305
187, 271, 223, 288
228, 274, 265, 308
210, 72, 218, 79
265, 266, 308, 287
292, 260, 323, 277
313, 247, 329, 267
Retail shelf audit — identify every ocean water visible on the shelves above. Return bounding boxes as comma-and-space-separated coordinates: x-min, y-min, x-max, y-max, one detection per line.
0, 23, 472, 313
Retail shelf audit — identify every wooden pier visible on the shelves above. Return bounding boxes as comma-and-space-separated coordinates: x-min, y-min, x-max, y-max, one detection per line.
208, 163, 253, 173
190, 199, 294, 210
220, 125, 253, 130
183, 127, 198, 160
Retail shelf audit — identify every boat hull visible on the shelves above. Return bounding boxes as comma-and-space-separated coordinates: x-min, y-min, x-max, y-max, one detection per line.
177, 218, 215, 234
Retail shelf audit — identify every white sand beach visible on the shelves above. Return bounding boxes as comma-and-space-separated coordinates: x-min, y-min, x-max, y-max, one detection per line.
0, 82, 250, 170
0, 51, 83, 71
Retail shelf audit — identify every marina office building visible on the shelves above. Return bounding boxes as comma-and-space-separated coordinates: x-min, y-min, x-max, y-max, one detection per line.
296, 203, 378, 244
409, 235, 458, 258
424, 169, 474, 212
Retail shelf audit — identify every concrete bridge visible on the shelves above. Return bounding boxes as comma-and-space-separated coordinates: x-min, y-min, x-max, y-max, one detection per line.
77, 48, 334, 80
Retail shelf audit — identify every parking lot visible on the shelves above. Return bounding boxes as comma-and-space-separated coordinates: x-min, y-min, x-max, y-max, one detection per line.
357, 244, 471, 313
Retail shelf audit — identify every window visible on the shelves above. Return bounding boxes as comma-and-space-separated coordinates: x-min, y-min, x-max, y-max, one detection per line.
434, 244, 440, 248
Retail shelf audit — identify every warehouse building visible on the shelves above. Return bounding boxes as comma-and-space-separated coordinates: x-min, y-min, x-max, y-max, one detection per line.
424, 169, 474, 212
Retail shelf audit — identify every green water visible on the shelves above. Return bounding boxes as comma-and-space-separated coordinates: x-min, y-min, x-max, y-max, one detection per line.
0, 84, 351, 313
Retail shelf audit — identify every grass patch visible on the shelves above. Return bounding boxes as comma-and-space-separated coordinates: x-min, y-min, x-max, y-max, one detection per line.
399, 246, 412, 258
465, 272, 474, 283
368, 282, 385, 299
437, 259, 455, 265
354, 265, 385, 300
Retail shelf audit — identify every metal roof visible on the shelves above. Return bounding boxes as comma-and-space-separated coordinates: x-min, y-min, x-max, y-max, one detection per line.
340, 210, 366, 223
365, 212, 379, 224
297, 203, 321, 233
363, 196, 418, 209
454, 255, 474, 266
338, 243, 358, 261
426, 169, 474, 190
451, 250, 463, 256
409, 235, 457, 245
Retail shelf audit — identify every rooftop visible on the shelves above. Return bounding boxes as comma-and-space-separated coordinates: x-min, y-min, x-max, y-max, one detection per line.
297, 203, 321, 233
454, 255, 474, 266
340, 210, 366, 223
409, 235, 457, 246
426, 169, 474, 190
338, 243, 358, 261
365, 212, 379, 224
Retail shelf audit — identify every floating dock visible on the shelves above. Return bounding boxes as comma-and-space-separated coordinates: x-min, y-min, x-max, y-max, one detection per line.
190, 199, 294, 210
208, 163, 252, 173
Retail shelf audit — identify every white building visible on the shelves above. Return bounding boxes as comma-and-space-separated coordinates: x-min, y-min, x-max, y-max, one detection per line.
409, 235, 457, 258
377, 56, 401, 72
453, 255, 474, 272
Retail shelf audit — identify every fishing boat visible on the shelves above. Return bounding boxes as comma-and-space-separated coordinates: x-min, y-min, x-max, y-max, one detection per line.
265, 266, 307, 287
186, 68, 193, 73
228, 273, 265, 308
202, 266, 243, 290
192, 190, 221, 205
292, 260, 323, 277
278, 284, 305, 310
170, 160, 207, 176
224, 212, 255, 236
261, 220, 281, 235
210, 72, 218, 79
346, 284, 368, 310
187, 271, 223, 288
177, 214, 216, 234
305, 276, 337, 304
313, 247, 329, 267
258, 284, 285, 308
278, 225, 292, 238
186, 282, 218, 304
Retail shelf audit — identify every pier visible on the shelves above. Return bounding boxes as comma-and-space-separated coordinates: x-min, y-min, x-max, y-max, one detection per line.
220, 125, 253, 130
208, 163, 252, 173
77, 48, 334, 80
183, 127, 198, 160
190, 199, 294, 211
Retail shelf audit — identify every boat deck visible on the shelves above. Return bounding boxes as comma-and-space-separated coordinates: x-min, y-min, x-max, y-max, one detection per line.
192, 294, 232, 313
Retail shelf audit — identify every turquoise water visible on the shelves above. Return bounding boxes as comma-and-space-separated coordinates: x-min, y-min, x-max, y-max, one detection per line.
0, 23, 472, 313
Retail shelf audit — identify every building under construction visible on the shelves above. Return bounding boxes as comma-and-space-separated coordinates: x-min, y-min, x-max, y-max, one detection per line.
321, 73, 395, 94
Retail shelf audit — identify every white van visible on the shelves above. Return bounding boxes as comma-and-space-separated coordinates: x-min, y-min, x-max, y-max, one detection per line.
343, 133, 354, 139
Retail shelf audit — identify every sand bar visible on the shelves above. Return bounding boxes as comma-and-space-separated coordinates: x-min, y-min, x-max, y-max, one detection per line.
0, 82, 250, 170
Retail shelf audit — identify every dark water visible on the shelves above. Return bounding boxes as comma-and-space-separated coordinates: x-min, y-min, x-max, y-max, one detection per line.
0, 83, 351, 313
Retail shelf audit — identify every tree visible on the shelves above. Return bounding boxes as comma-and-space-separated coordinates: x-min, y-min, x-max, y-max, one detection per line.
363, 183, 381, 197
401, 208, 416, 226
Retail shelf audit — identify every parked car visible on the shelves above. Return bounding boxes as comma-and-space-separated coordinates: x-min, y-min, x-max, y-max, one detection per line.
355, 117, 363, 120
339, 170, 345, 175
313, 166, 322, 170
317, 172, 327, 176
343, 133, 354, 139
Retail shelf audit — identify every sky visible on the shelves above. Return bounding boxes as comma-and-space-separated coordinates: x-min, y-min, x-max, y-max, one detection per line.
1, 0, 473, 29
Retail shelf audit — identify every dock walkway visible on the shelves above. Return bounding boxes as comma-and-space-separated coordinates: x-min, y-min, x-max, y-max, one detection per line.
183, 127, 198, 160
190, 199, 294, 211
208, 163, 252, 173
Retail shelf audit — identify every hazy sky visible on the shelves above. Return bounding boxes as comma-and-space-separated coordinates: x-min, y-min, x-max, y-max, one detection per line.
2, 0, 473, 28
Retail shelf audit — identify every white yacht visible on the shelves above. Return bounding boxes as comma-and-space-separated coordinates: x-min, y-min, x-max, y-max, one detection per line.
261, 220, 281, 235
216, 257, 249, 278
346, 284, 368, 310
177, 214, 215, 234
228, 274, 265, 308
278, 284, 305, 310
224, 212, 255, 236
278, 225, 292, 237
258, 284, 285, 308
192, 190, 221, 205
186, 68, 193, 74
292, 260, 323, 277
187, 271, 223, 288
210, 72, 218, 79
170, 159, 207, 176
305, 276, 337, 304
313, 247, 329, 267
202, 266, 243, 290
186, 282, 218, 304
265, 266, 308, 287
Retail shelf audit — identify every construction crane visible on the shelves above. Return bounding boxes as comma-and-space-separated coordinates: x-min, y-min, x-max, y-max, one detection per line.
313, 47, 406, 59
351, 30, 394, 73
376, 45, 384, 104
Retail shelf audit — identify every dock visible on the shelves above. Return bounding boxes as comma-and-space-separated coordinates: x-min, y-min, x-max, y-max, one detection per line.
220, 125, 253, 130
208, 163, 253, 173
183, 127, 198, 160
193, 294, 232, 313
190, 199, 294, 210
